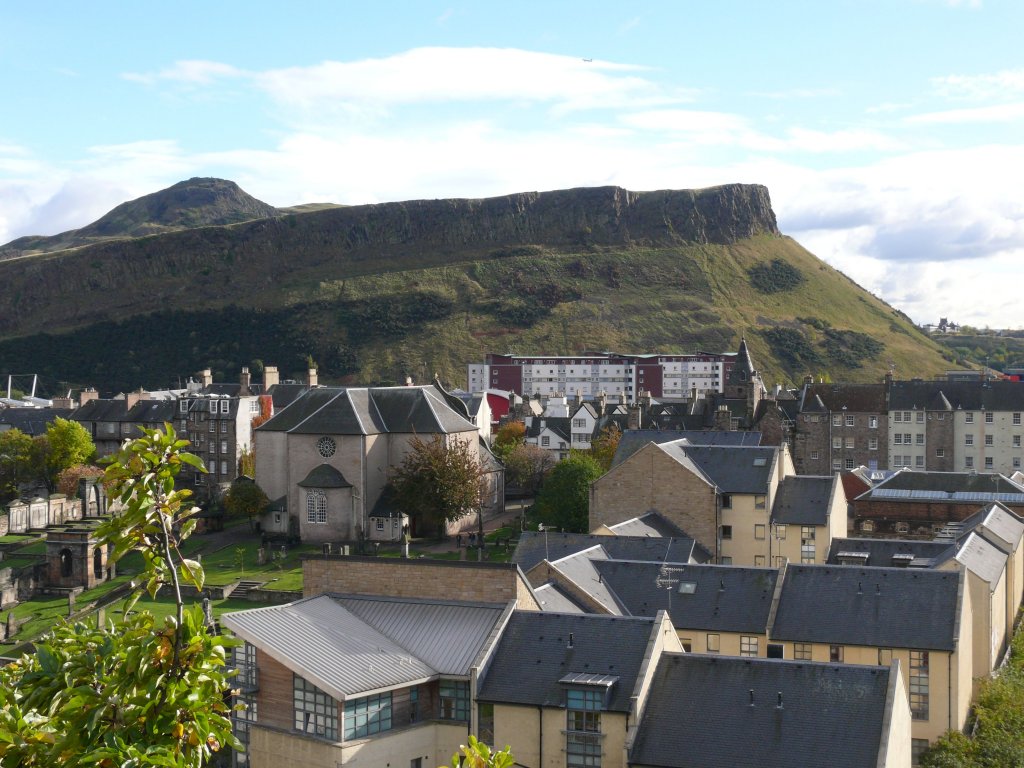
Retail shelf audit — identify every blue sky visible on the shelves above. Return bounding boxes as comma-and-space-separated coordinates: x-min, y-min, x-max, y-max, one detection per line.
3, 0, 1023, 329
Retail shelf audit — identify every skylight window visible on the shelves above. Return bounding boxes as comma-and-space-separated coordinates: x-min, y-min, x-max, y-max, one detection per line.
678, 582, 697, 594
753, 457, 767, 466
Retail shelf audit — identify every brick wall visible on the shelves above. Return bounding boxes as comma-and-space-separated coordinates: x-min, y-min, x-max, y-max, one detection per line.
303, 556, 538, 609
853, 498, 1024, 536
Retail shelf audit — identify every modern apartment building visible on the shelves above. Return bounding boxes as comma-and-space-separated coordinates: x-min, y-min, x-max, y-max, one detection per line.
468, 351, 733, 399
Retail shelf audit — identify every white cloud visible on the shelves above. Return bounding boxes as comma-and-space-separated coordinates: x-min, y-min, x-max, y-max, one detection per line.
122, 60, 245, 86
931, 68, 1024, 100
905, 101, 1024, 124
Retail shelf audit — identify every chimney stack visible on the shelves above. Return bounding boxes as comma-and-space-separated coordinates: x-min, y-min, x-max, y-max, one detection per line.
308, 367, 318, 388
125, 388, 148, 409
79, 388, 99, 408
240, 366, 251, 391
263, 365, 279, 390
200, 368, 213, 387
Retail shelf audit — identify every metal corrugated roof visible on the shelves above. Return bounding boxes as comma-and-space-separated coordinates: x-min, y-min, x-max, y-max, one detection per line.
333, 596, 506, 676
221, 596, 435, 700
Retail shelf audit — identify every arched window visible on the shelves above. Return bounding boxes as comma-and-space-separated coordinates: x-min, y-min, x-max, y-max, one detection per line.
306, 490, 327, 524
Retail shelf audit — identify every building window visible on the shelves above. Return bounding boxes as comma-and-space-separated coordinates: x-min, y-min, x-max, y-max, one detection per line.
893, 412, 902, 423
869, 415, 878, 429
221, 421, 228, 433
846, 415, 855, 427
832, 460, 842, 471
1015, 457, 1021, 469
833, 437, 842, 449
903, 433, 911, 445
965, 412, 974, 423
829, 645, 844, 663
846, 458, 856, 470
965, 434, 973, 446
755, 555, 765, 566
912, 739, 930, 766
566, 689, 602, 768
985, 457, 994, 469
306, 490, 327, 524
910, 651, 929, 720
868, 437, 878, 450
965, 456, 974, 469
221, 440, 228, 453
916, 411, 925, 423
221, 399, 230, 414
833, 415, 842, 426
1015, 413, 1021, 426
439, 679, 470, 721
801, 527, 816, 563
720, 525, 732, 540
985, 412, 994, 423
755, 495, 766, 509
721, 494, 732, 509
344, 691, 392, 740
250, 399, 260, 414
293, 676, 338, 740
706, 634, 720, 653
179, 400, 188, 413
793, 643, 812, 660
845, 437, 854, 449
878, 648, 893, 666
541, 436, 550, 447
915, 434, 925, 445
903, 411, 911, 422
478, 703, 495, 746
893, 434, 902, 445
755, 524, 766, 540
936, 448, 945, 458
775, 524, 787, 540
740, 636, 758, 657
985, 434, 994, 446
915, 456, 924, 468
810, 450, 819, 460
573, 418, 586, 428
209, 419, 215, 433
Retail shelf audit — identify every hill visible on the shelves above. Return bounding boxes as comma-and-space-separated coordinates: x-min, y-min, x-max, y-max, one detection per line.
0, 178, 280, 258
0, 180, 954, 394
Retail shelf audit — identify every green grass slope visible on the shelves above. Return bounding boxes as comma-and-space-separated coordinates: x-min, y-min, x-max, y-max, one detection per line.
0, 232, 952, 393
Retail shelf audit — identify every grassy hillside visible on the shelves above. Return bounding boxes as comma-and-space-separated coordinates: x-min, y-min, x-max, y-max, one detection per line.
0, 233, 952, 394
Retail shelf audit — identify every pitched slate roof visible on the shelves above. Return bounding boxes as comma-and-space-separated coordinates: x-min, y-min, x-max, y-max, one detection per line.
476, 612, 656, 712
298, 464, 353, 488
257, 386, 476, 436
611, 429, 762, 468
70, 399, 129, 422
606, 512, 689, 540
0, 407, 73, 436
889, 379, 1024, 412
533, 582, 588, 613
512, 531, 700, 573
826, 537, 953, 567
630, 654, 894, 768
549, 549, 624, 614
659, 443, 778, 494
125, 400, 178, 424
770, 565, 962, 651
954, 533, 1008, 589
799, 382, 887, 413
592, 561, 778, 633
771, 475, 836, 526
221, 594, 507, 701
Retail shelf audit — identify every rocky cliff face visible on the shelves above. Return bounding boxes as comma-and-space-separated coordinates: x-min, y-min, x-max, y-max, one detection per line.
0, 182, 778, 338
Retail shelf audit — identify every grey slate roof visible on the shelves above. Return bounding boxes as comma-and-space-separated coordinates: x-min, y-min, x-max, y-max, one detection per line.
222, 594, 507, 700
889, 379, 1024, 412
533, 583, 588, 613
606, 512, 689, 540
954, 533, 1007, 589
550, 549, 624, 613
298, 463, 353, 488
771, 475, 836, 526
658, 443, 778, 494
476, 612, 656, 712
257, 386, 477, 436
592, 561, 778, 633
0, 407, 73, 436
799, 382, 887, 414
512, 531, 701, 573
771, 565, 962, 651
611, 429, 762, 468
826, 537, 953, 567
630, 654, 893, 768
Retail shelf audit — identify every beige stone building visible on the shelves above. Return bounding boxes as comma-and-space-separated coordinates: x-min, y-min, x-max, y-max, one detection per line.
255, 385, 501, 543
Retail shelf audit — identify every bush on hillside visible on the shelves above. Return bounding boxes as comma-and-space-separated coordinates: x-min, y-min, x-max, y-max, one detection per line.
748, 259, 806, 293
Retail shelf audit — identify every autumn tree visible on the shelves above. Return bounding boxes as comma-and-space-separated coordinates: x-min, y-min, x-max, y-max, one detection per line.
390, 434, 486, 537
56, 463, 104, 498
503, 443, 555, 495
589, 423, 622, 472
532, 453, 603, 532
492, 421, 526, 461
0, 424, 239, 766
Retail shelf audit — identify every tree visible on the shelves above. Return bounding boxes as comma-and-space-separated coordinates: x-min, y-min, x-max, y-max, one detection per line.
390, 434, 486, 537
589, 423, 621, 472
444, 736, 515, 768
503, 443, 555, 495
0, 424, 239, 766
492, 421, 525, 461
223, 478, 270, 531
0, 428, 33, 501
56, 463, 104, 498
32, 417, 96, 491
532, 453, 603, 532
